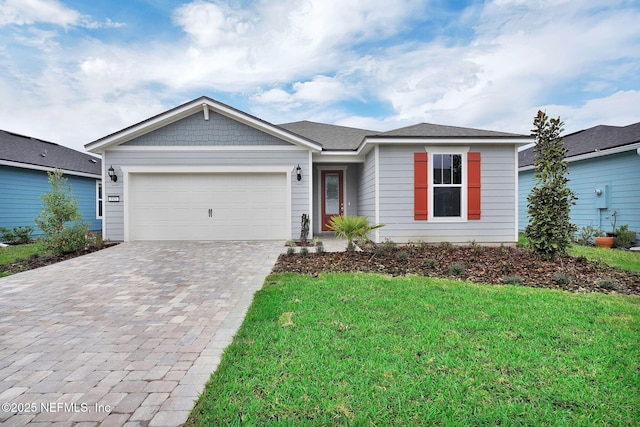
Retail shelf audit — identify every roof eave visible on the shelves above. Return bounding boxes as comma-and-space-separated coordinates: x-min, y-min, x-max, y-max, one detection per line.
519, 141, 640, 171
356, 136, 534, 154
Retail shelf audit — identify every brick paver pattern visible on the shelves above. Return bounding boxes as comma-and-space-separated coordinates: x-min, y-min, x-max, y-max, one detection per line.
0, 241, 283, 426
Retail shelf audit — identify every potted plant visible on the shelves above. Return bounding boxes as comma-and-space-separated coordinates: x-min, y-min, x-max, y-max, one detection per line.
595, 211, 617, 248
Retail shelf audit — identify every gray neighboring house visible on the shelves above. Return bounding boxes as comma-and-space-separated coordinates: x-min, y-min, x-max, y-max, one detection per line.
85, 96, 532, 243
0, 130, 103, 236
518, 122, 640, 238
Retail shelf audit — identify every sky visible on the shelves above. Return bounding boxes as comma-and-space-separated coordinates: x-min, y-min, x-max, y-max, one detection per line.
0, 0, 639, 153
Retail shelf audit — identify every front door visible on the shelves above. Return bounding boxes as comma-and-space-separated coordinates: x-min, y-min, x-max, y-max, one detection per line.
321, 170, 344, 231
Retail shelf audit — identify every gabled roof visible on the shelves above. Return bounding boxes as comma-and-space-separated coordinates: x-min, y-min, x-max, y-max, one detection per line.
85, 96, 322, 153
277, 121, 375, 150
0, 129, 101, 177
519, 121, 640, 167
375, 123, 527, 138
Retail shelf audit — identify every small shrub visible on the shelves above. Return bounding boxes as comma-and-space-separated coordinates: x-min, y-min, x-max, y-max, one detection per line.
614, 224, 636, 248
315, 241, 325, 254
469, 240, 484, 254
552, 272, 571, 285
503, 275, 524, 285
285, 239, 296, 247
597, 278, 619, 290
300, 247, 309, 257
396, 251, 409, 262
374, 246, 386, 257
286, 247, 295, 256
423, 259, 438, 269
449, 263, 466, 276
420, 241, 430, 250
384, 238, 397, 252
35, 170, 88, 255
576, 225, 602, 245
0, 226, 34, 245
576, 255, 588, 265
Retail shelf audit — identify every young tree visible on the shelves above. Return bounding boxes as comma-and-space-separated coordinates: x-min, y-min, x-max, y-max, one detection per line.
35, 169, 89, 255
526, 110, 577, 260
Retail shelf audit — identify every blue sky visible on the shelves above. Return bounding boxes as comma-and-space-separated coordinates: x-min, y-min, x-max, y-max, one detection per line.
0, 0, 639, 152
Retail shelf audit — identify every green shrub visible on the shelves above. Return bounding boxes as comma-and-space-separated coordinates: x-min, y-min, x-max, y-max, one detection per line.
449, 263, 466, 276
614, 225, 636, 248
396, 251, 409, 262
576, 225, 602, 245
552, 272, 572, 285
0, 226, 34, 244
286, 247, 295, 256
503, 275, 524, 285
597, 278, 619, 290
300, 247, 309, 257
34, 170, 88, 255
423, 259, 438, 269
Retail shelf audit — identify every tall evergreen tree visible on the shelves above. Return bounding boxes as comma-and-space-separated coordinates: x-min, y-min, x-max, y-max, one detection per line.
526, 110, 577, 260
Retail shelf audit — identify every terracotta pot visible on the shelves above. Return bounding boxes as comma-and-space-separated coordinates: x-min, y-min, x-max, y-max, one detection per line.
595, 236, 615, 248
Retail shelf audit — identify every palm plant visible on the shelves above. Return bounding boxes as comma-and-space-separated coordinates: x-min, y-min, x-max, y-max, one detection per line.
326, 215, 384, 252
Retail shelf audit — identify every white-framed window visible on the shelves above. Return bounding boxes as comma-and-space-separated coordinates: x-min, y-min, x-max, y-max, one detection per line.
428, 148, 468, 221
96, 181, 103, 219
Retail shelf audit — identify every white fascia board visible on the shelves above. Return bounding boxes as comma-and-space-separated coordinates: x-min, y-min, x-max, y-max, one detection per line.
313, 152, 365, 163
357, 137, 533, 154
518, 142, 640, 172
0, 160, 101, 179
86, 97, 322, 153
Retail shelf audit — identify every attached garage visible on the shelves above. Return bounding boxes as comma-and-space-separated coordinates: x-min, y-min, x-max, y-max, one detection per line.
127, 172, 289, 241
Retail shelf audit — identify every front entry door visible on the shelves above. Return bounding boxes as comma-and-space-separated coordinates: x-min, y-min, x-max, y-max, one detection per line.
321, 170, 344, 231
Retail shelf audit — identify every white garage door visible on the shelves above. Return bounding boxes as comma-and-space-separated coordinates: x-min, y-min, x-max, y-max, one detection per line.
129, 173, 288, 240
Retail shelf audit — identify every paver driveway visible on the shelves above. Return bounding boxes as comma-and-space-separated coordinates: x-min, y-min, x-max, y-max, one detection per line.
0, 241, 283, 426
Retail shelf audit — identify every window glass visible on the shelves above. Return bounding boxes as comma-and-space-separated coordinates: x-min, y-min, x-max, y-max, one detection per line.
433, 154, 463, 218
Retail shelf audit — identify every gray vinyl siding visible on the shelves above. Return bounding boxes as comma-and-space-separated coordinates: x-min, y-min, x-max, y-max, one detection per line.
376, 144, 517, 244
103, 149, 309, 241
123, 111, 290, 146
357, 149, 376, 221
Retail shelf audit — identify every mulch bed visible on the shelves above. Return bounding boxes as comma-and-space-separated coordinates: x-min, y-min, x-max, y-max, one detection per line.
1, 244, 119, 275
272, 244, 640, 296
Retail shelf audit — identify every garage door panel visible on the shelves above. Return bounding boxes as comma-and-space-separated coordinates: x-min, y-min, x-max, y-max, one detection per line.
129, 173, 288, 240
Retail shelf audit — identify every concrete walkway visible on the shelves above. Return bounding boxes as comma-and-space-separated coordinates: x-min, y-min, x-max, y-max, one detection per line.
0, 241, 283, 426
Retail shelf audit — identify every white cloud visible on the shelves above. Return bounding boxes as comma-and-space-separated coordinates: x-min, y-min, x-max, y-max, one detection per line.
0, 0, 638, 152
0, 0, 80, 27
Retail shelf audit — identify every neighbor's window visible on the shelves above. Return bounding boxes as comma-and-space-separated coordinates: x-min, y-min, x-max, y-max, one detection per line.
96, 181, 103, 219
432, 154, 462, 217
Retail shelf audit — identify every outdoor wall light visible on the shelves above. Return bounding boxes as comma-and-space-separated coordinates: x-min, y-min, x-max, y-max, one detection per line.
108, 165, 118, 182
296, 164, 302, 181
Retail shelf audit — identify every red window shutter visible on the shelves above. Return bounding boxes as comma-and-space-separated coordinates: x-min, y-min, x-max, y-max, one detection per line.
467, 152, 481, 220
414, 152, 428, 220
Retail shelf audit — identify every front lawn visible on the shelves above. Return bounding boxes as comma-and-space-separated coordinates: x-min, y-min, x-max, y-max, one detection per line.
568, 245, 640, 273
0, 243, 43, 277
187, 273, 639, 426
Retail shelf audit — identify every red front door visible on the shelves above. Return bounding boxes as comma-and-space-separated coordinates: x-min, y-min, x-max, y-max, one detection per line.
321, 170, 344, 231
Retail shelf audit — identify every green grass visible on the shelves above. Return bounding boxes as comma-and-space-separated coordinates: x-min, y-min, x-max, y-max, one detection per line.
188, 273, 639, 426
0, 243, 43, 277
568, 245, 640, 273
518, 232, 640, 273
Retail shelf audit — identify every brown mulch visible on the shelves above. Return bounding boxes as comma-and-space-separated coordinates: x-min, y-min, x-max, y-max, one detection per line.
1, 244, 119, 275
272, 244, 640, 296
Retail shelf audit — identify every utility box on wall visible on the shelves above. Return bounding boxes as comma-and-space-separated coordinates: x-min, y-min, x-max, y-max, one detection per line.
594, 184, 609, 209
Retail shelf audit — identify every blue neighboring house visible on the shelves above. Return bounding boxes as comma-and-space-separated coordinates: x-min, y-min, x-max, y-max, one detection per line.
0, 129, 102, 238
518, 121, 640, 239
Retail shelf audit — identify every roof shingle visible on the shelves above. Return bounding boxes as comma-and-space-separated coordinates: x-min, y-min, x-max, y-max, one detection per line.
0, 129, 101, 175
519, 121, 640, 167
